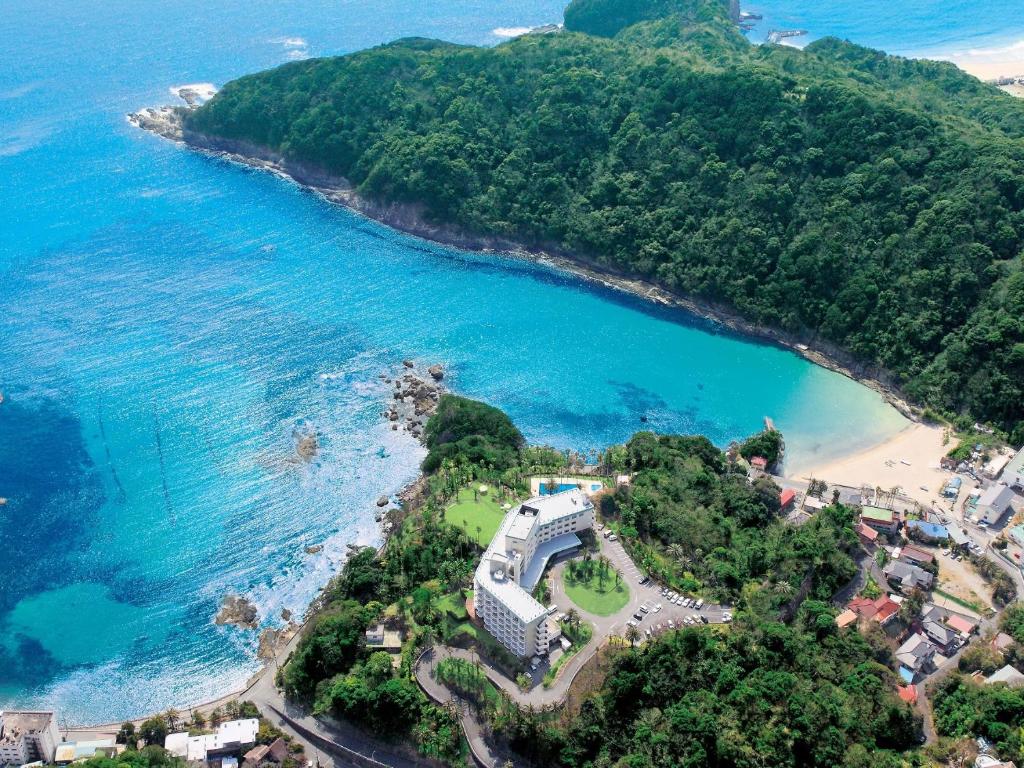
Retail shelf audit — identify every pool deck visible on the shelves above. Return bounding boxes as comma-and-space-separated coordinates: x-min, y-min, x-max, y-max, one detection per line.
529, 475, 607, 497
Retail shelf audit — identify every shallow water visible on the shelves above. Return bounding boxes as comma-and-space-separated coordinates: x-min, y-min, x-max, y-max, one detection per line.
0, 0, 1008, 724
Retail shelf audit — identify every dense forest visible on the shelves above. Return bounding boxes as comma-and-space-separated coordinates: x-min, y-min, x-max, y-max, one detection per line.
186, 0, 1024, 441
601, 431, 860, 605
508, 604, 919, 767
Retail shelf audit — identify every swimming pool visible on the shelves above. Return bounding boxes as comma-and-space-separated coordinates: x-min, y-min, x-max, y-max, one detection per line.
540, 481, 604, 495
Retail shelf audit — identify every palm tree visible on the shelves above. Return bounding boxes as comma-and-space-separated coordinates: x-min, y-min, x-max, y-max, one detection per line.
625, 625, 642, 648
614, 568, 622, 588
565, 608, 580, 633
164, 708, 179, 731
476, 525, 482, 546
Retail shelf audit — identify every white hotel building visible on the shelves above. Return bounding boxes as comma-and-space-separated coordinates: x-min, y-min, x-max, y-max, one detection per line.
474, 489, 594, 658
0, 711, 62, 767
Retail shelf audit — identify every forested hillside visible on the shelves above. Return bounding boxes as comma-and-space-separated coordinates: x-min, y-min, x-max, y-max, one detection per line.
186, 0, 1024, 441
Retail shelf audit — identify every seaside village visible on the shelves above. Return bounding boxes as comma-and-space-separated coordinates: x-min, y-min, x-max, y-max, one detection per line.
5, 431, 1024, 768
0, 710, 302, 768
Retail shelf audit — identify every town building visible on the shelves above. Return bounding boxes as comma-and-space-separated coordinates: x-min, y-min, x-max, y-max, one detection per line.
474, 489, 593, 658
860, 506, 898, 535
905, 519, 949, 543
847, 595, 899, 625
986, 665, 1024, 687
54, 739, 119, 764
896, 633, 936, 680
857, 521, 879, 547
164, 719, 259, 762
976, 484, 1016, 527
1004, 447, 1024, 490
984, 453, 1013, 480
883, 560, 934, 591
899, 545, 936, 567
243, 738, 289, 768
0, 712, 62, 766
993, 632, 1017, 653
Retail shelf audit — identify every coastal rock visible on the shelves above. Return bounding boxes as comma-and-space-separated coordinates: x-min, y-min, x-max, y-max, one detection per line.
304, 544, 323, 555
257, 628, 282, 660
402, 359, 415, 368
428, 364, 444, 381
296, 433, 318, 460
376, 495, 389, 507
281, 607, 293, 622
215, 595, 258, 629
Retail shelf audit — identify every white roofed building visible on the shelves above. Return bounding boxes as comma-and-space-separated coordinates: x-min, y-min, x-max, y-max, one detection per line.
0, 712, 62, 766
474, 490, 593, 658
164, 719, 259, 762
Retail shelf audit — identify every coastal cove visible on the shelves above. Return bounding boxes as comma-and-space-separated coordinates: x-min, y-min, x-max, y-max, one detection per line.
4, 0, 1020, 728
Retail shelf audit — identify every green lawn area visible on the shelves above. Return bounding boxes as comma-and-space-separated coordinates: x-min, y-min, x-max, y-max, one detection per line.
563, 570, 629, 616
446, 487, 506, 546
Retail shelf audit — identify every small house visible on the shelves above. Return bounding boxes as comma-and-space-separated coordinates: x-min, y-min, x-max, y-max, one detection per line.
857, 521, 879, 547
986, 665, 1024, 687
884, 560, 934, 592
900, 545, 935, 567
779, 488, 796, 510
896, 633, 936, 677
1004, 446, 1024, 490
750, 456, 768, 473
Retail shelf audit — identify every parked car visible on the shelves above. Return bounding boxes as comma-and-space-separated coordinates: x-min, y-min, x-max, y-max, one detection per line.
653, 603, 662, 612
627, 619, 638, 628
633, 612, 644, 621
668, 620, 675, 629
608, 534, 618, 541
695, 599, 704, 610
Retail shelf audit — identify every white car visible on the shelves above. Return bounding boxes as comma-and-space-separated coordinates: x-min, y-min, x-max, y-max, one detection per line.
668, 619, 675, 629
608, 534, 618, 541
653, 603, 662, 612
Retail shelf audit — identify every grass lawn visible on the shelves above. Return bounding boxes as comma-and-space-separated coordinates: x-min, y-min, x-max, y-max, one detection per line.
563, 570, 629, 616
446, 487, 506, 546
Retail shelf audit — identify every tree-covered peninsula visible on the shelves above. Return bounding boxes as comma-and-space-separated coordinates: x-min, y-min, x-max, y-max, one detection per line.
185, 0, 1024, 441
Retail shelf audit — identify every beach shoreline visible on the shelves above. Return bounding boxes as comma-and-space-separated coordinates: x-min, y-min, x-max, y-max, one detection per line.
128, 103, 921, 425
785, 421, 951, 508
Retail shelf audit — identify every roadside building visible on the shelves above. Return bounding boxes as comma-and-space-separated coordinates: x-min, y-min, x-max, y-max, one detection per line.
779, 488, 796, 511
53, 740, 119, 764
847, 595, 899, 625
474, 489, 593, 658
896, 633, 936, 680
945, 613, 978, 637
857, 521, 879, 548
948, 525, 972, 552
164, 719, 259, 762
905, 519, 949, 543
993, 632, 1017, 653
984, 453, 1013, 480
900, 545, 936, 567
835, 609, 858, 628
923, 620, 958, 652
976, 485, 1016, 527
0, 712, 62, 766
986, 665, 1024, 687
860, 506, 898, 535
242, 738, 289, 768
884, 560, 934, 591
943, 476, 963, 498
803, 495, 826, 513
1005, 446, 1024, 490
897, 685, 918, 705
750, 456, 768, 474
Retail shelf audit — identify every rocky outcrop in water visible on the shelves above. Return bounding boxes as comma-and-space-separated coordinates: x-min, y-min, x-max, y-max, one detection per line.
296, 432, 318, 460
215, 594, 258, 629
382, 365, 444, 441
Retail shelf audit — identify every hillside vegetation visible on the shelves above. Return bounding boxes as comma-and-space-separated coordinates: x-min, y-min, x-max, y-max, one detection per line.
187, 0, 1024, 441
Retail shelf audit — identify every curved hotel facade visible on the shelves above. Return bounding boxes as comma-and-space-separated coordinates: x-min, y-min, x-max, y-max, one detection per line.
473, 488, 594, 658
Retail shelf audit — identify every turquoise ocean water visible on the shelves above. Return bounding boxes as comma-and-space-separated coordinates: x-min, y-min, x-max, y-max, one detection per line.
0, 0, 1014, 724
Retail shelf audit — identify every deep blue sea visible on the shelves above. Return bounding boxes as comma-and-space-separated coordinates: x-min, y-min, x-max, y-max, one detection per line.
1, 0, 1016, 724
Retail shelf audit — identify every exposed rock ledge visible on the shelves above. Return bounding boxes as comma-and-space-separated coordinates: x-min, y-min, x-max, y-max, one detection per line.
381, 363, 444, 441
215, 594, 258, 629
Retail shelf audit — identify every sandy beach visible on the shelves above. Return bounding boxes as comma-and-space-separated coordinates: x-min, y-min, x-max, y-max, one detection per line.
933, 39, 1024, 89
788, 422, 950, 508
